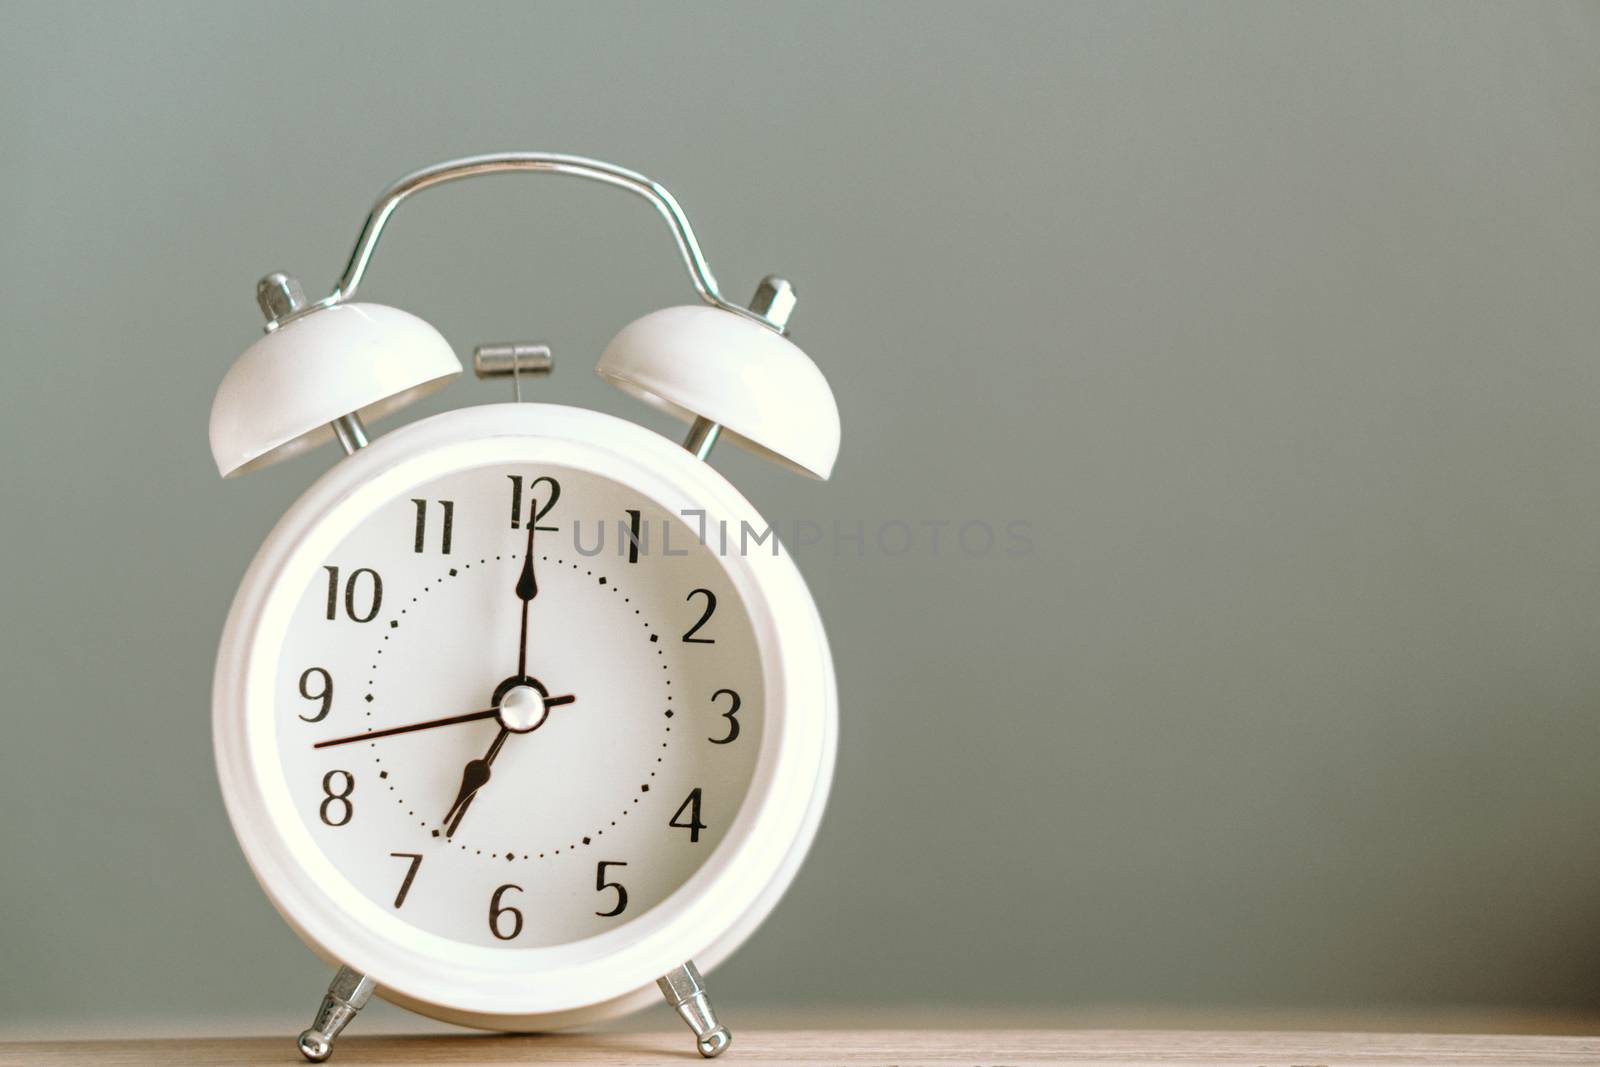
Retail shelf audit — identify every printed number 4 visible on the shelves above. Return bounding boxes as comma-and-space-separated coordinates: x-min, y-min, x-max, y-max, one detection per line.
669, 788, 706, 843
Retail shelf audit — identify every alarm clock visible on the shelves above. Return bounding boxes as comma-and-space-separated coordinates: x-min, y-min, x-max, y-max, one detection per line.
208, 155, 840, 1061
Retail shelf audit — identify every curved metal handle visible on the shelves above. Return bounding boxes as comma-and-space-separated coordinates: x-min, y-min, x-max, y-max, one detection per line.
320, 153, 755, 321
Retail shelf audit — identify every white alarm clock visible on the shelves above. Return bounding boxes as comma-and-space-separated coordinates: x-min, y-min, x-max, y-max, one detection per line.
208, 155, 840, 1061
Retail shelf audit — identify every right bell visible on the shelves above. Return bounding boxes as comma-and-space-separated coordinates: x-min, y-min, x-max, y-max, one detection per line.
596, 304, 840, 480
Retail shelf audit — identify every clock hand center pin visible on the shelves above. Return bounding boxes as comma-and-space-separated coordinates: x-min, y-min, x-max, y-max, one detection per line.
497, 683, 551, 733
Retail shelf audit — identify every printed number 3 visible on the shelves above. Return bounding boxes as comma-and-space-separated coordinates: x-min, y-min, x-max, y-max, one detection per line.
709, 688, 740, 745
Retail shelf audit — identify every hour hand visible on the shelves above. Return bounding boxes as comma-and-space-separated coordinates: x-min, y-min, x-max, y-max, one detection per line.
441, 761, 491, 836
441, 728, 510, 837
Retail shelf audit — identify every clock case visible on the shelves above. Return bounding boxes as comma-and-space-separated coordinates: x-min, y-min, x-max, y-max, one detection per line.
206, 154, 841, 1060
213, 403, 837, 1029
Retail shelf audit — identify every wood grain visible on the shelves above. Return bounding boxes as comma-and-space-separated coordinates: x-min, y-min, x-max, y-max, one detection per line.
3, 1029, 1597, 1067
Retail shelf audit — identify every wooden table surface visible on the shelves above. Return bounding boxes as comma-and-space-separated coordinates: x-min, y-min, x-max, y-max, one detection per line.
5, 1029, 1599, 1067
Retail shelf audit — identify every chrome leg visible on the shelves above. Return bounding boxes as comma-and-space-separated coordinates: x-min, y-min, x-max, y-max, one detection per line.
329, 413, 369, 454
297, 965, 375, 1062
658, 960, 731, 1058
683, 417, 723, 459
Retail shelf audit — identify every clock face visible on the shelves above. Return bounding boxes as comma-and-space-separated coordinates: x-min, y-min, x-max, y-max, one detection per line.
271, 462, 763, 949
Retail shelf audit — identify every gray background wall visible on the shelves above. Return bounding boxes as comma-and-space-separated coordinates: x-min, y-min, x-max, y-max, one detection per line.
4, 0, 1600, 1031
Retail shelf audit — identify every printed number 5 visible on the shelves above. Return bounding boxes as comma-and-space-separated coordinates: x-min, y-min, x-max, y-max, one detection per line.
595, 861, 628, 917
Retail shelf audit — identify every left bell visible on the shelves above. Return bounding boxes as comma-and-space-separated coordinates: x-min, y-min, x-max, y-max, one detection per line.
209, 274, 462, 477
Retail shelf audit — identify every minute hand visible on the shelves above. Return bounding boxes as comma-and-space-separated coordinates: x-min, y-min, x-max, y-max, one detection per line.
516, 523, 537, 676
313, 696, 575, 749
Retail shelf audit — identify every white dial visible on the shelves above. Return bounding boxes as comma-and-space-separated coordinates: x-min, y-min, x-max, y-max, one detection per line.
273, 462, 762, 948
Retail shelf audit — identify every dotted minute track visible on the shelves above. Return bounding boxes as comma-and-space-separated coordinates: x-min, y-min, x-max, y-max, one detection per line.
359, 552, 674, 863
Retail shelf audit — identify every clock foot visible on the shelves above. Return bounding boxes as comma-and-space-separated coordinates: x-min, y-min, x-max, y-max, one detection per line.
296, 965, 375, 1063
658, 960, 731, 1058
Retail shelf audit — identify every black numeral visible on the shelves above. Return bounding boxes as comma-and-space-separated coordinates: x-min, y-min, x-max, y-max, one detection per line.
625, 509, 642, 564
323, 566, 383, 623
411, 499, 454, 554
709, 689, 741, 745
669, 788, 706, 843
389, 852, 422, 908
297, 667, 333, 722
507, 475, 560, 531
682, 589, 717, 644
489, 883, 524, 940
319, 770, 354, 827
595, 861, 628, 917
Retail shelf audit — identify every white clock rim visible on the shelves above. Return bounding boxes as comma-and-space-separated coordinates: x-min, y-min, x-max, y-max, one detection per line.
214, 403, 834, 1017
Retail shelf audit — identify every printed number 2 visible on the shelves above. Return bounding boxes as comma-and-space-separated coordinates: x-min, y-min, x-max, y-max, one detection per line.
682, 589, 716, 643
